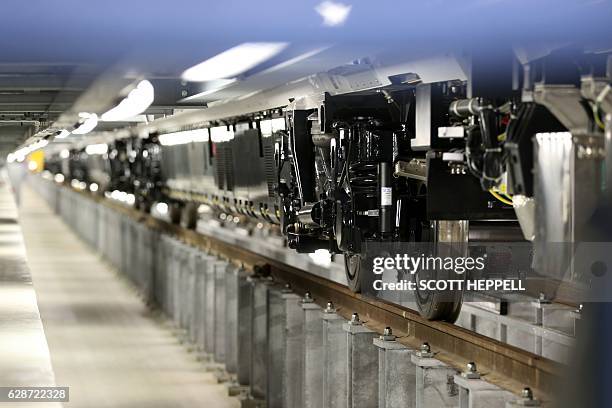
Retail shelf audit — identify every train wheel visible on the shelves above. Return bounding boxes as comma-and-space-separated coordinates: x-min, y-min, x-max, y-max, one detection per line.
344, 248, 378, 295
413, 220, 468, 323
414, 271, 464, 322
141, 202, 152, 214
169, 203, 182, 224
181, 202, 198, 230
344, 252, 363, 292
136, 198, 151, 213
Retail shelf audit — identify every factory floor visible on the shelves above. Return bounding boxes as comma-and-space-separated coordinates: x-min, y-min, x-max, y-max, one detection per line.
17, 183, 240, 408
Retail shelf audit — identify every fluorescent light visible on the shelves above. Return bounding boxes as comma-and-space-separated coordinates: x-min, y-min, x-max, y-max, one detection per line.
72, 113, 98, 135
101, 80, 155, 121
210, 126, 234, 143
55, 129, 71, 139
11, 139, 49, 163
6, 153, 15, 163
85, 143, 108, 155
182, 42, 289, 82
158, 129, 209, 146
260, 46, 330, 74
315, 1, 352, 26
60, 149, 70, 159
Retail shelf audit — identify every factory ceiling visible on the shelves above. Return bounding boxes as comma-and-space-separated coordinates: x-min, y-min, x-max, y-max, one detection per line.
0, 63, 100, 153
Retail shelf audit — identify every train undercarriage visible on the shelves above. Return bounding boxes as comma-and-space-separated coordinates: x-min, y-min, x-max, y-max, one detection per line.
45, 47, 612, 322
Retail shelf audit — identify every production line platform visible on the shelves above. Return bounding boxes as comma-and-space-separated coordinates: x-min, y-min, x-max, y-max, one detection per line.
0, 177, 59, 408
0, 177, 238, 407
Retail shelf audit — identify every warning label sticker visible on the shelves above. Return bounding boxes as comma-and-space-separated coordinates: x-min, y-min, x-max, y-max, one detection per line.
381, 187, 392, 206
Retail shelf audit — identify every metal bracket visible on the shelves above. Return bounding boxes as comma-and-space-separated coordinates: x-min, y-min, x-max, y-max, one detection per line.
533, 84, 590, 134
596, 83, 612, 116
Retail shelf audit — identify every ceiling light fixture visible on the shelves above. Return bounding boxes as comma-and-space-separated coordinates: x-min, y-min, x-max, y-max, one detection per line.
182, 42, 289, 82
72, 113, 98, 135
55, 129, 71, 139
315, 1, 352, 26
101, 80, 155, 122
9, 139, 49, 163
260, 46, 331, 74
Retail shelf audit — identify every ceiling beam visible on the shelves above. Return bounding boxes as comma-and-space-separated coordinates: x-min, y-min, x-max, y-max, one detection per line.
0, 94, 76, 116
0, 74, 90, 91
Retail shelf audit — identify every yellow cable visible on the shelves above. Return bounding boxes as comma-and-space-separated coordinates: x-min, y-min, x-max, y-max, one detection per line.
489, 189, 513, 206
495, 182, 513, 201
593, 103, 606, 131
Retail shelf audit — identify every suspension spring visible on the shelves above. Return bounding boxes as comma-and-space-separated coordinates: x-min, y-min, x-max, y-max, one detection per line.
348, 162, 378, 199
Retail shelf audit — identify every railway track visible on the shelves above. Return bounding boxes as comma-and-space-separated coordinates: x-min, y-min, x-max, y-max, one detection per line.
34, 175, 564, 406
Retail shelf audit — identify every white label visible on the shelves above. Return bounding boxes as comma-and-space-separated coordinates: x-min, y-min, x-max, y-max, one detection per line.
438, 126, 465, 138
442, 152, 464, 162
381, 187, 392, 206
